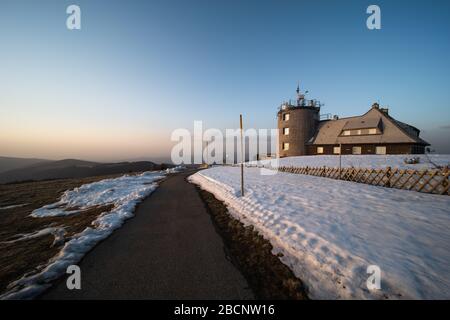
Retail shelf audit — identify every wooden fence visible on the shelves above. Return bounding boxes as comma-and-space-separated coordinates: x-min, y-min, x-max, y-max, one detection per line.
242, 164, 450, 196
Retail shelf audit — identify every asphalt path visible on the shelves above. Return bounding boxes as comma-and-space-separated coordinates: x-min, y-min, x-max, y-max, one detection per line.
42, 170, 253, 299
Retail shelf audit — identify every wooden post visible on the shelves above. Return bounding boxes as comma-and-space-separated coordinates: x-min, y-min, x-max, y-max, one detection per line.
339, 143, 342, 179
386, 166, 391, 188
240, 114, 244, 197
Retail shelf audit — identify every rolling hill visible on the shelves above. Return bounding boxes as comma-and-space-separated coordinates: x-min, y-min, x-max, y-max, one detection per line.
0, 157, 51, 174
0, 158, 171, 184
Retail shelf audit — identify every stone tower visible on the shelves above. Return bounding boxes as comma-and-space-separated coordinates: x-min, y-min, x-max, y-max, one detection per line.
277, 85, 321, 157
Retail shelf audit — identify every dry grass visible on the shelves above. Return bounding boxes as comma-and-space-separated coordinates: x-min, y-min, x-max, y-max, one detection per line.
197, 187, 309, 300
0, 174, 122, 295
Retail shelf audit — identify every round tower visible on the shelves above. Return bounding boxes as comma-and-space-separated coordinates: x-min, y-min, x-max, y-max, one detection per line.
277, 85, 320, 157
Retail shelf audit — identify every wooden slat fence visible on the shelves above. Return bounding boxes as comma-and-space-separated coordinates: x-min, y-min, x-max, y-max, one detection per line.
240, 164, 449, 196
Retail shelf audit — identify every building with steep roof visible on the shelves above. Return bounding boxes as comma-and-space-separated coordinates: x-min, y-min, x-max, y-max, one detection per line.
277, 86, 429, 157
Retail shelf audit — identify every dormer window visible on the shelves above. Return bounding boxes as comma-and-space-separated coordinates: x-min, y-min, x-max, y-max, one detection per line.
283, 128, 289, 135
340, 128, 379, 136
340, 117, 382, 136
283, 113, 290, 121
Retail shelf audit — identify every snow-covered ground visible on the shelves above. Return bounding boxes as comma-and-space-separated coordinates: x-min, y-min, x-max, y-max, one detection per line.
0, 204, 28, 210
189, 166, 450, 299
254, 154, 450, 170
2, 227, 66, 247
1, 167, 182, 300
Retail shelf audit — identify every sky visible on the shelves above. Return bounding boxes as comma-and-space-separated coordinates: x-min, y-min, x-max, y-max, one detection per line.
0, 0, 449, 162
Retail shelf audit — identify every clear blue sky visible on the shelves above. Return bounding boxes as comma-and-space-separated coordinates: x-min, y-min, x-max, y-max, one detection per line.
1, 0, 449, 161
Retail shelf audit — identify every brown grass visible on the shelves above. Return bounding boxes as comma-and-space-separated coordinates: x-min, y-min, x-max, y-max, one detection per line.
0, 174, 121, 295
197, 187, 309, 300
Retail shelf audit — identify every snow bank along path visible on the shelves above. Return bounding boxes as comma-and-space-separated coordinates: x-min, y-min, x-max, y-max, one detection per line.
255, 154, 450, 170
1, 168, 182, 300
189, 166, 450, 299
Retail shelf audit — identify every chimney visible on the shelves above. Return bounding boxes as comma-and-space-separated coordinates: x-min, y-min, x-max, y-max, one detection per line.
380, 107, 389, 115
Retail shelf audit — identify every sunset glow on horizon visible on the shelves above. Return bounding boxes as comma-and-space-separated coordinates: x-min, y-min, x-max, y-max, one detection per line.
1, 0, 450, 162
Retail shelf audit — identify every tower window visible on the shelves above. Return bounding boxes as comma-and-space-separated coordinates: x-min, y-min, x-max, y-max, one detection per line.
282, 142, 289, 151
283, 128, 289, 135
283, 113, 290, 121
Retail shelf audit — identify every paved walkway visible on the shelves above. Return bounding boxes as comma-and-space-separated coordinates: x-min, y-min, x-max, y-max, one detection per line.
42, 170, 253, 299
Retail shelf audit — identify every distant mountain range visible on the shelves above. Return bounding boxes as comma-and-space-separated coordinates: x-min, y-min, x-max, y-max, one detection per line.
0, 157, 173, 184
0, 157, 51, 174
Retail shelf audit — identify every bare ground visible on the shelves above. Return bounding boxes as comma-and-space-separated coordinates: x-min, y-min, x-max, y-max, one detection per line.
196, 187, 309, 300
0, 174, 123, 294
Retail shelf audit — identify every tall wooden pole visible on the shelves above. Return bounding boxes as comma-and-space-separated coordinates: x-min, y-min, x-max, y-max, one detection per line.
240, 114, 244, 197
339, 143, 342, 179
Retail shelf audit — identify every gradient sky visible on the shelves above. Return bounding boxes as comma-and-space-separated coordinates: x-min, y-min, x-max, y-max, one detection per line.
1, 0, 449, 161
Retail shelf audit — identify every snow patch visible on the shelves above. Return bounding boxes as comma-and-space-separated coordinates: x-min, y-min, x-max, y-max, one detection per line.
1, 168, 183, 300
1, 227, 66, 247
254, 154, 450, 170
0, 204, 28, 210
189, 166, 450, 299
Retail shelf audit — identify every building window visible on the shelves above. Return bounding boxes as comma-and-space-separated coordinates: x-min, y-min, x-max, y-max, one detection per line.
352, 146, 362, 155
282, 142, 289, 151
317, 147, 324, 154
333, 146, 341, 154
342, 128, 378, 136
283, 127, 289, 135
283, 113, 290, 121
376, 146, 386, 155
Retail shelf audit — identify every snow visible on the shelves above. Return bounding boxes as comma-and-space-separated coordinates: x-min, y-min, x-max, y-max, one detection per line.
0, 204, 28, 210
1, 227, 66, 247
1, 167, 183, 300
31, 172, 166, 218
254, 154, 450, 170
189, 166, 450, 299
